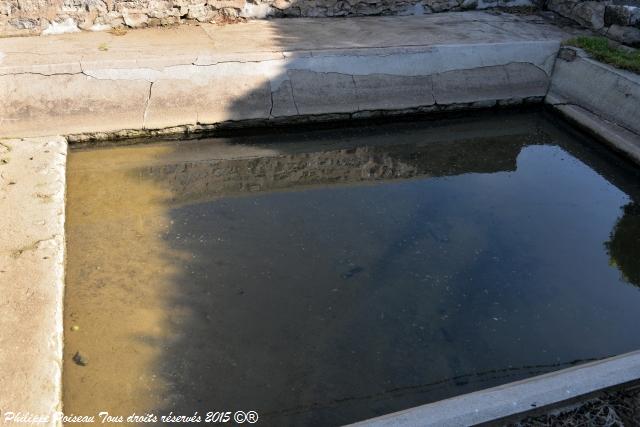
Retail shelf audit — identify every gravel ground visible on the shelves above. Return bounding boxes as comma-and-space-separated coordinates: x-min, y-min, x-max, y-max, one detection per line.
510, 387, 640, 427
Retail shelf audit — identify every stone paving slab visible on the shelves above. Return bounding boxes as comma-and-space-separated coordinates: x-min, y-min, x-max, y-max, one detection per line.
0, 12, 570, 139
0, 136, 67, 427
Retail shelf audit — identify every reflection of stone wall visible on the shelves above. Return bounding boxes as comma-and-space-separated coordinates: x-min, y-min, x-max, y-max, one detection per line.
547, 0, 640, 46
139, 135, 530, 205
0, 0, 535, 36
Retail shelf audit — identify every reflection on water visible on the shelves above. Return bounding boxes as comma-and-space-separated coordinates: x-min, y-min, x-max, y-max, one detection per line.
64, 112, 640, 426
607, 203, 640, 287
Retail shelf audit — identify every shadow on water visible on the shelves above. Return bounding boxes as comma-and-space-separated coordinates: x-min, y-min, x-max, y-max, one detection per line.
114, 112, 640, 425
144, 115, 553, 425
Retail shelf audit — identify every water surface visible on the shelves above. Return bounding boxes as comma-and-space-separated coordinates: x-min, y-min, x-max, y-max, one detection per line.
64, 111, 640, 426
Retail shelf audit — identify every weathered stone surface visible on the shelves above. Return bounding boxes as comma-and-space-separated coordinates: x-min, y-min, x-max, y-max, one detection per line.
557, 45, 577, 61
0, 0, 538, 36
0, 13, 567, 138
353, 74, 435, 111
607, 23, 640, 46
288, 70, 359, 115
144, 73, 272, 128
546, 0, 579, 20
425, 0, 460, 12
0, 136, 67, 427
546, 0, 640, 46
0, 73, 149, 137
548, 47, 640, 135
461, 0, 478, 9
604, 4, 634, 26
270, 79, 299, 117
572, 0, 606, 30
122, 8, 149, 27
354, 350, 640, 427
549, 98, 640, 165
433, 62, 548, 104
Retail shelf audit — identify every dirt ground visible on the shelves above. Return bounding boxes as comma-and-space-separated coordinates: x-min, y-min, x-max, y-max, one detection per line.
511, 386, 640, 427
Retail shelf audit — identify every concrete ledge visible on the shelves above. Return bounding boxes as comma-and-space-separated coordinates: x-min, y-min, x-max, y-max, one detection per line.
546, 47, 640, 165
0, 137, 67, 427
546, 93, 640, 165
547, 47, 640, 136
350, 350, 640, 427
0, 13, 568, 139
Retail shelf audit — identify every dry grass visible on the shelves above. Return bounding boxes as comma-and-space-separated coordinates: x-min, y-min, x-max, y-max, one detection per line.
511, 387, 640, 427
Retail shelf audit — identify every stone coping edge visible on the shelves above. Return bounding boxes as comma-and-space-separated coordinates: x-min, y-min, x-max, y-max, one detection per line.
0, 136, 67, 427
348, 350, 640, 427
545, 96, 640, 165
63, 101, 543, 146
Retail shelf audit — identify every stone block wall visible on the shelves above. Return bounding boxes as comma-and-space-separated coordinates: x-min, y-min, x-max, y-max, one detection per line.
0, 0, 535, 36
546, 0, 640, 46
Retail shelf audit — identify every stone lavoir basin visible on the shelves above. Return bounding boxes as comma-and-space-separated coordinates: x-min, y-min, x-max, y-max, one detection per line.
63, 110, 640, 426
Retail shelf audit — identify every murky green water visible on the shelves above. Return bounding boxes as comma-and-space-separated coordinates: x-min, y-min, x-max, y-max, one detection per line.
64, 111, 640, 426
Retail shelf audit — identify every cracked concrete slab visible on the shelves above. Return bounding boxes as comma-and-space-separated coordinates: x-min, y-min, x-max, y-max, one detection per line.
0, 12, 570, 139
433, 62, 549, 105
0, 136, 67, 427
144, 75, 273, 128
0, 26, 212, 72
354, 74, 434, 111
0, 73, 149, 136
288, 70, 359, 115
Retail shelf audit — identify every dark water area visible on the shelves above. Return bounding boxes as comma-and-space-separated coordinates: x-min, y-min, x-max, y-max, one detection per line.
64, 111, 640, 426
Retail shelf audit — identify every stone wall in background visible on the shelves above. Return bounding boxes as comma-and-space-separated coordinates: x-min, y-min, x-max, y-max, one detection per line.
0, 0, 536, 36
2, 0, 639, 44
547, 0, 640, 46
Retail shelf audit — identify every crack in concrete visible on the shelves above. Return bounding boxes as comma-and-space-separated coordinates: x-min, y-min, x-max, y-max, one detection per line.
268, 86, 275, 117
142, 81, 154, 129
0, 70, 85, 77
429, 75, 437, 106
351, 74, 361, 112
284, 60, 548, 81
192, 53, 286, 67
10, 235, 58, 259
0, 48, 557, 87
287, 74, 301, 115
